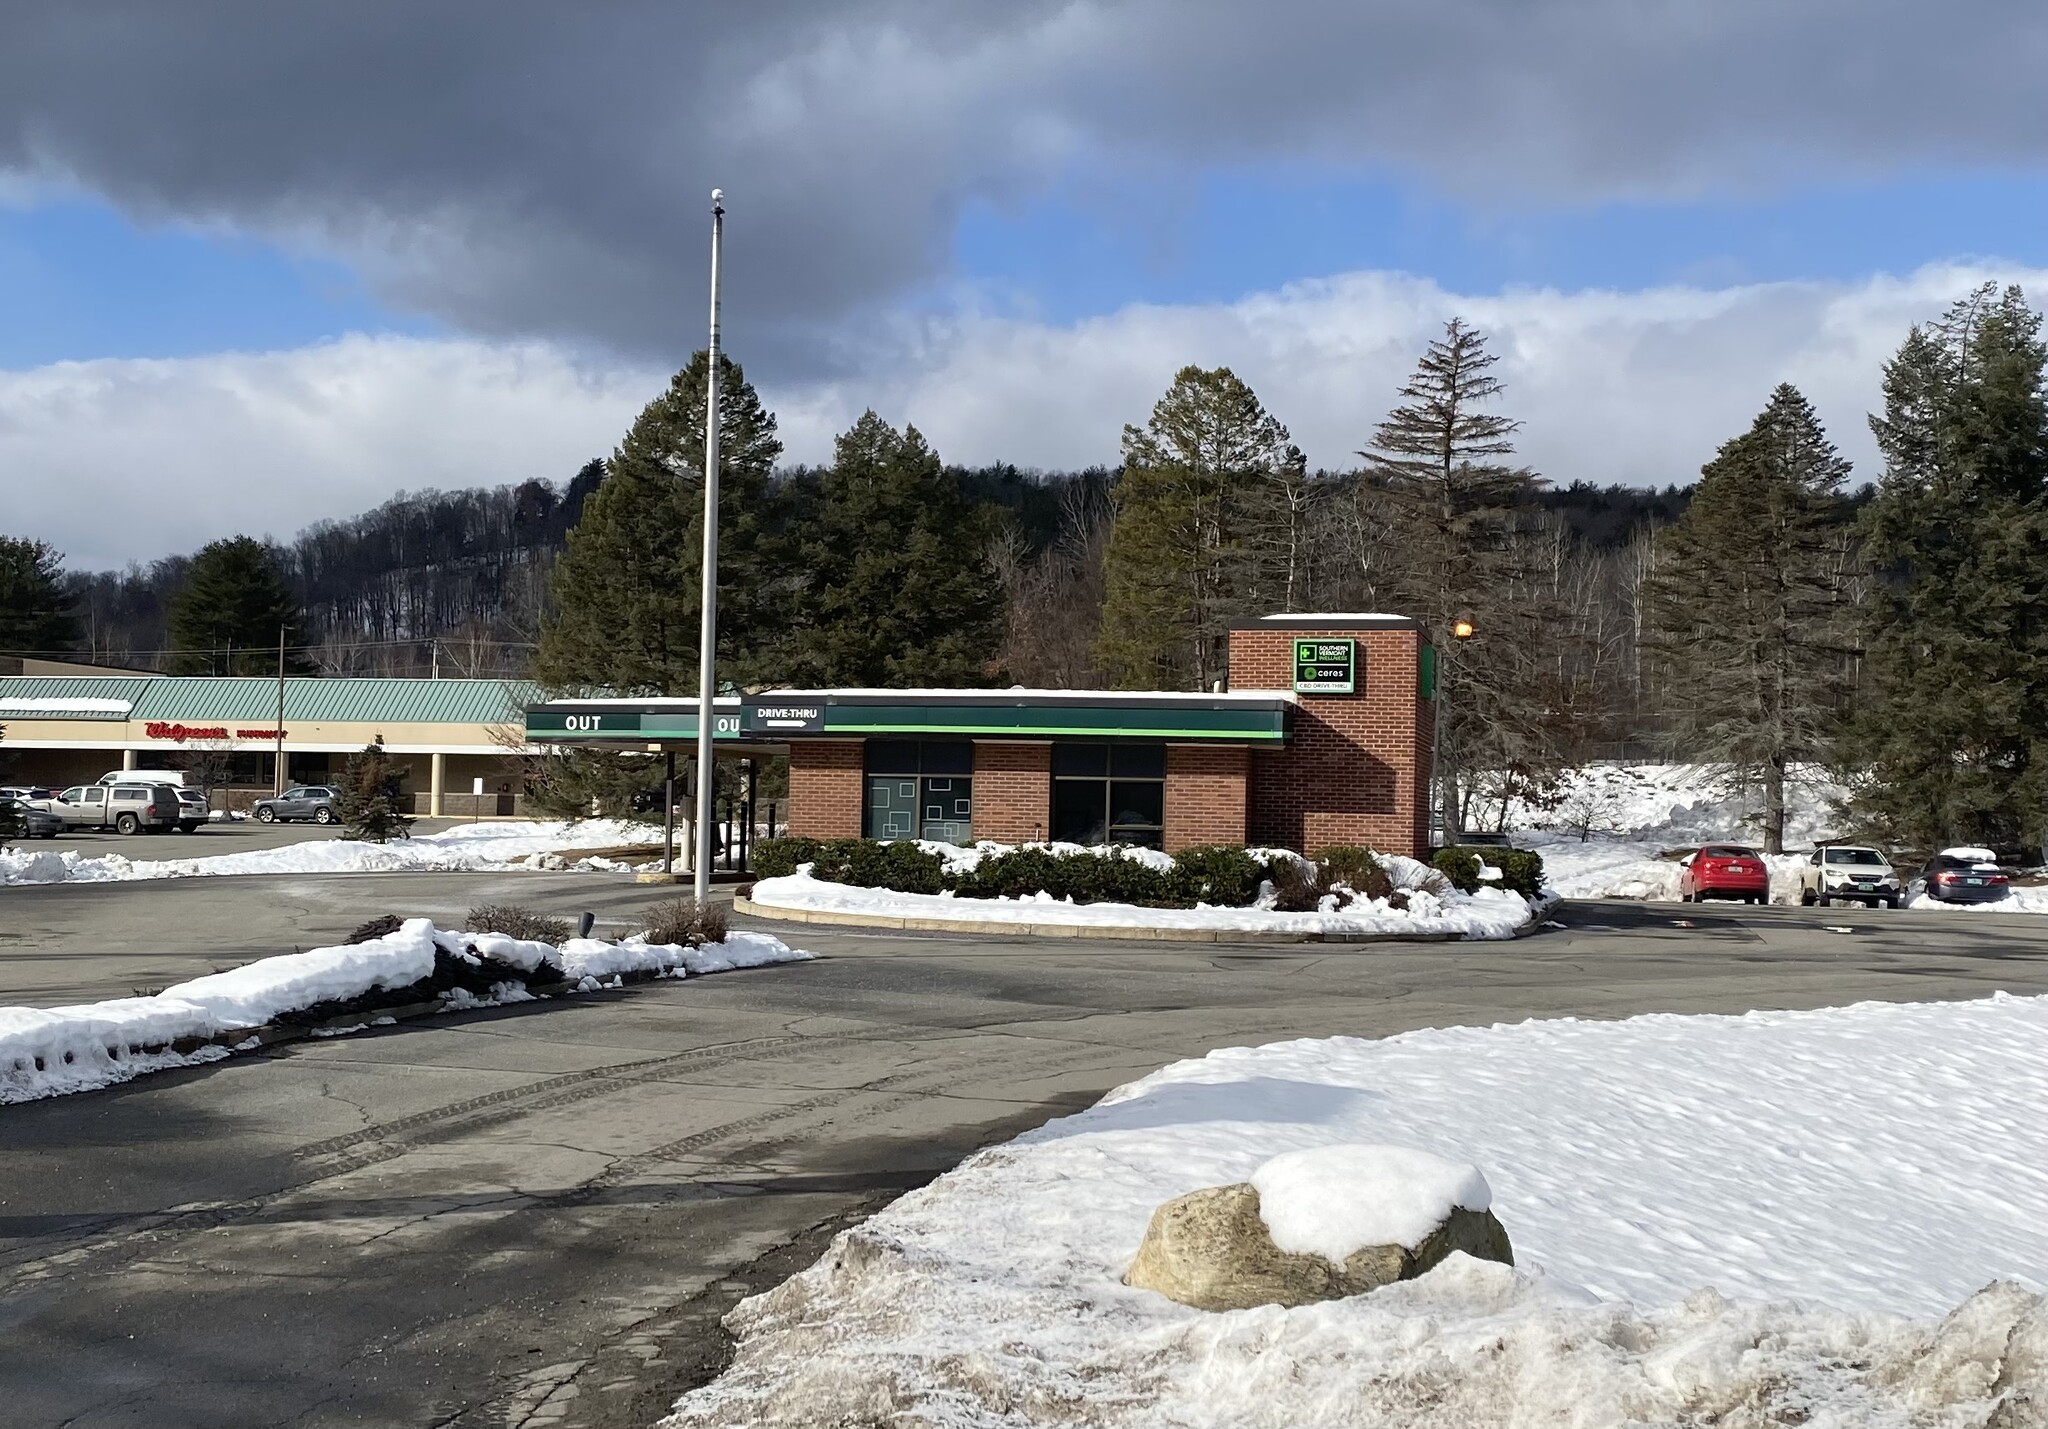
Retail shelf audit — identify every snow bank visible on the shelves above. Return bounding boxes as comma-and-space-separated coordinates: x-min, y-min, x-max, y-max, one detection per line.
1507, 761, 1847, 847
0, 818, 663, 887
1, 917, 810, 1104
749, 869, 1535, 939
1251, 1144, 1491, 1259
669, 992, 2048, 1427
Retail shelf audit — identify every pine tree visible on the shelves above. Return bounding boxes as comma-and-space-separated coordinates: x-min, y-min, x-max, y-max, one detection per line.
166, 537, 310, 675
788, 412, 1005, 686
339, 740, 410, 842
535, 351, 786, 694
1847, 284, 2048, 850
0, 537, 79, 656
1359, 318, 1541, 836
1644, 385, 1856, 853
1096, 366, 1296, 689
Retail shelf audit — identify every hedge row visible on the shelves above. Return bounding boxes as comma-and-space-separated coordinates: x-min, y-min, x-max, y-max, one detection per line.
752, 837, 1545, 908
754, 837, 1278, 908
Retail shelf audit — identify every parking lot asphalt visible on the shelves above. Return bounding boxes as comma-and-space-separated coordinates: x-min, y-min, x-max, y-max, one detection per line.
5, 875, 2048, 1428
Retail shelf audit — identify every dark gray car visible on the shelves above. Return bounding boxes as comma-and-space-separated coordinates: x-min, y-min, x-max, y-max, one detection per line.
252, 785, 341, 824
1914, 849, 2012, 904
1, 796, 62, 839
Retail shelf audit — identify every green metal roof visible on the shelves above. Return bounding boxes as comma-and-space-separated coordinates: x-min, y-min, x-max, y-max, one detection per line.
0, 676, 535, 726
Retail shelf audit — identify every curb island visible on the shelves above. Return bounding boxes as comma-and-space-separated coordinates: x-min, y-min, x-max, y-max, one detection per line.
733, 895, 1540, 944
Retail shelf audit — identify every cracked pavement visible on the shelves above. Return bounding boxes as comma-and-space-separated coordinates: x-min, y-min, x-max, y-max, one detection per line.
6, 872, 2048, 1426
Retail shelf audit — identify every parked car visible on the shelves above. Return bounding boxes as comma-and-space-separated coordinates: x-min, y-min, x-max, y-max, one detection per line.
96, 769, 188, 789
1680, 844, 1771, 904
252, 786, 341, 824
0, 796, 62, 839
1913, 848, 2012, 904
173, 788, 210, 832
42, 783, 182, 834
0, 785, 58, 804
1799, 845, 1902, 908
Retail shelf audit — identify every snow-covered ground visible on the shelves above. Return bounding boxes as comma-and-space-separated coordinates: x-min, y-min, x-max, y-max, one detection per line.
0, 818, 662, 887
751, 843, 1539, 940
1, 916, 809, 1104
669, 993, 2048, 1426
751, 869, 1534, 939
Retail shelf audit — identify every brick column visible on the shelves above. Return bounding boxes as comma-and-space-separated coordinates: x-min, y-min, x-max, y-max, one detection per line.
1229, 623, 1430, 858
971, 741, 1050, 843
1163, 745, 1248, 852
787, 740, 864, 839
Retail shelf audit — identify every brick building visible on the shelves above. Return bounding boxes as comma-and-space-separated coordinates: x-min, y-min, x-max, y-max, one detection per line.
527, 614, 1436, 858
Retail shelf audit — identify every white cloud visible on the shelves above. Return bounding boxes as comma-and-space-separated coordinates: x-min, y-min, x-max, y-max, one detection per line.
778, 261, 2048, 487
7, 261, 2037, 569
0, 336, 659, 570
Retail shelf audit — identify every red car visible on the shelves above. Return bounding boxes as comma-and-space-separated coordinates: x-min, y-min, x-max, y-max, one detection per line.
1681, 844, 1770, 905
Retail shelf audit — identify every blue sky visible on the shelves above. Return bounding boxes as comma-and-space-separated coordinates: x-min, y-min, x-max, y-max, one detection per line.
11, 168, 2048, 368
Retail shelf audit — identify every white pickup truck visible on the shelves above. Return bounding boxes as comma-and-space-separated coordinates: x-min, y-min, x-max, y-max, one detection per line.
38, 783, 183, 834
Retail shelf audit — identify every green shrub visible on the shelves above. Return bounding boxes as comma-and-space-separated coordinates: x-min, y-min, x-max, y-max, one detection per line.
1318, 845, 1393, 900
950, 846, 1175, 906
1482, 847, 1546, 899
1430, 846, 1546, 899
805, 838, 866, 883
1431, 847, 1484, 893
1265, 855, 1324, 912
1169, 845, 1269, 907
466, 904, 573, 944
841, 839, 948, 894
752, 836, 820, 879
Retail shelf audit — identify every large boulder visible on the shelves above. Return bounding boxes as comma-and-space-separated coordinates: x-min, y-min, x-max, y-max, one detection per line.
1124, 1146, 1513, 1312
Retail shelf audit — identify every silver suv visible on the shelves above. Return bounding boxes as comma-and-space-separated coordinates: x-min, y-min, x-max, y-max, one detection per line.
252, 786, 342, 824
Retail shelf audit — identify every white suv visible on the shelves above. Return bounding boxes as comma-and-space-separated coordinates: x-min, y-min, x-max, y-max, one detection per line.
1798, 845, 1902, 909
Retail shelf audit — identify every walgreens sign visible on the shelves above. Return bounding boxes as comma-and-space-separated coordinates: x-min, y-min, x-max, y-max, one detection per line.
144, 722, 289, 743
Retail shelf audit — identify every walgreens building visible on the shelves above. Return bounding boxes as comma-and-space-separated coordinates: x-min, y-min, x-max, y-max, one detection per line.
526, 615, 1438, 858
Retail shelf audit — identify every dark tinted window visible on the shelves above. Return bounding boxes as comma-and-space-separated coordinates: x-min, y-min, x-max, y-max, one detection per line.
1110, 744, 1166, 778
1052, 743, 1109, 777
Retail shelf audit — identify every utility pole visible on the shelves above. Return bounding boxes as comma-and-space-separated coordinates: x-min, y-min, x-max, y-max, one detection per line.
273, 626, 287, 796
692, 188, 725, 901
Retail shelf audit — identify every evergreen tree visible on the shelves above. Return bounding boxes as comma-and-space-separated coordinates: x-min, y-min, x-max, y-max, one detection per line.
0, 536, 81, 655
788, 412, 1004, 686
166, 536, 310, 675
338, 740, 410, 842
1096, 366, 1296, 690
1359, 318, 1541, 836
1644, 384, 1856, 853
1847, 284, 2048, 850
535, 350, 786, 694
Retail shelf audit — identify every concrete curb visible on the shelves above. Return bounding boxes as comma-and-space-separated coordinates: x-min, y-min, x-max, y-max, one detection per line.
732, 895, 1536, 944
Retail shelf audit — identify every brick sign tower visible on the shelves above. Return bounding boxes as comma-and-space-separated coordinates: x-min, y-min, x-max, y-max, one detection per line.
1228, 614, 1434, 858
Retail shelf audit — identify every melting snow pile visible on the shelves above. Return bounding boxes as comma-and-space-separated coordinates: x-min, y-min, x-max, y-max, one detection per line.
0, 818, 663, 886
669, 992, 2048, 1427
1, 917, 809, 1104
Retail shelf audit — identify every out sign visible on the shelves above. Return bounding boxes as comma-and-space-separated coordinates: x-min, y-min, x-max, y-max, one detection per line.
1292, 638, 1356, 694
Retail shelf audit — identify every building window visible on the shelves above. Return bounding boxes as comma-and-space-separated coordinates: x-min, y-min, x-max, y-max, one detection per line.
864, 739, 974, 845
1050, 742, 1165, 848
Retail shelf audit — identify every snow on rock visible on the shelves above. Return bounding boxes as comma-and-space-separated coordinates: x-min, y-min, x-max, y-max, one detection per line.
0, 818, 663, 886
749, 869, 1534, 939
1250, 1144, 1491, 1260
668, 992, 2048, 1427
2, 918, 811, 1105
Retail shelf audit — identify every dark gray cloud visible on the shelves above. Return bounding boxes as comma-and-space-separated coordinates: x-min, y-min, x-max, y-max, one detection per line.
5, 1, 2048, 372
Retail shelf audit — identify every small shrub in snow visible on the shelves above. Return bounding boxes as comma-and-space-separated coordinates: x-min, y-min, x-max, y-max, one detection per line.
1168, 845, 1270, 906
1319, 846, 1393, 901
466, 904, 573, 944
843, 840, 948, 894
344, 914, 405, 945
752, 836, 820, 879
1431, 847, 1484, 893
1481, 848, 1545, 899
952, 846, 1176, 906
640, 897, 730, 948
1266, 857, 1324, 912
